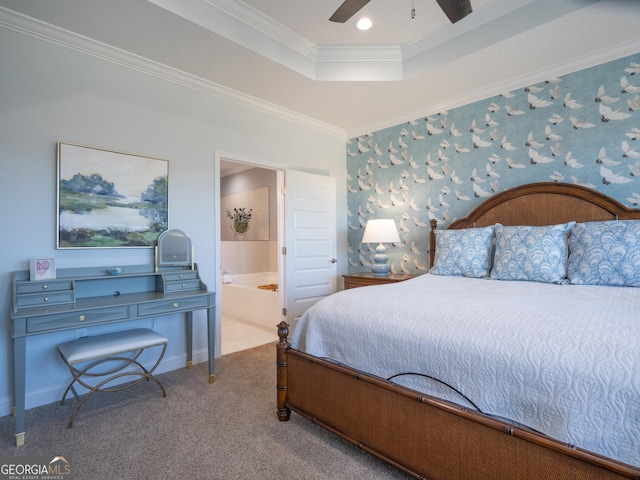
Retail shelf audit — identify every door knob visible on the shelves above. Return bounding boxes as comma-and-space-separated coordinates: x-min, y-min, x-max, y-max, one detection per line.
330, 258, 337, 263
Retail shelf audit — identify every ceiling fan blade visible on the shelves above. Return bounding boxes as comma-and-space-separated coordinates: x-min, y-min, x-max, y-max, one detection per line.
436, 0, 473, 24
329, 0, 371, 23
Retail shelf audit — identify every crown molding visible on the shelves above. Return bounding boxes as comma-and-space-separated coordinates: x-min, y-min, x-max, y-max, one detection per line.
202, 0, 317, 58
0, 6, 346, 139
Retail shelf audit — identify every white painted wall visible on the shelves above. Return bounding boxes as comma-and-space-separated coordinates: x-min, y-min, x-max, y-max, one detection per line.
0, 26, 347, 414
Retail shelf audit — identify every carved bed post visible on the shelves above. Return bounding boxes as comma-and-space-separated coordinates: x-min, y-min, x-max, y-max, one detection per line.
429, 218, 438, 268
276, 321, 291, 421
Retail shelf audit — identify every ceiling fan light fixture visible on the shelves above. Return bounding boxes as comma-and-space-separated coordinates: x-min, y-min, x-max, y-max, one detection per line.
355, 16, 373, 31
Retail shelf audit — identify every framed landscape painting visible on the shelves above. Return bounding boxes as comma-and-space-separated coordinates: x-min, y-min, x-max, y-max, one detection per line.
57, 142, 169, 248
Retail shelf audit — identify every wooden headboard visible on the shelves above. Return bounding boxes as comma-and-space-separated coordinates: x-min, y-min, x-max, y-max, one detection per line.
429, 182, 640, 268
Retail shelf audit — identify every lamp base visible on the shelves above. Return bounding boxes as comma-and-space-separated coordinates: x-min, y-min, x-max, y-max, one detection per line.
370, 243, 391, 277
370, 264, 391, 277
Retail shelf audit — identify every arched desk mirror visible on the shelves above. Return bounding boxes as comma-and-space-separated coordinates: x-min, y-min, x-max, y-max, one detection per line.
155, 229, 194, 271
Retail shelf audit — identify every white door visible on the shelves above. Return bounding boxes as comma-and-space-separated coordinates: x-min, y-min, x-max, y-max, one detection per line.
283, 170, 337, 330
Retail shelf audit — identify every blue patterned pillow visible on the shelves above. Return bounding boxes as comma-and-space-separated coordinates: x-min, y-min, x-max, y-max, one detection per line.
491, 222, 574, 283
431, 226, 495, 278
568, 220, 640, 287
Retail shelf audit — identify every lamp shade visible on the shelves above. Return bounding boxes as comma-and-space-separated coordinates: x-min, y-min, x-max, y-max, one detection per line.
362, 219, 400, 244
361, 219, 400, 277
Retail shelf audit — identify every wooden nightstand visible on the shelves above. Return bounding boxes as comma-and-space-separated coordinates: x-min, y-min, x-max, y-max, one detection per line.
342, 272, 417, 289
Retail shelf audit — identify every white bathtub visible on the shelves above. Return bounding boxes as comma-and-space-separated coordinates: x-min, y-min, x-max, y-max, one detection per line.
221, 272, 280, 330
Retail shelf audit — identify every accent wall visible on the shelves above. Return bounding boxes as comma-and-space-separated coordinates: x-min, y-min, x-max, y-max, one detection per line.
347, 53, 640, 274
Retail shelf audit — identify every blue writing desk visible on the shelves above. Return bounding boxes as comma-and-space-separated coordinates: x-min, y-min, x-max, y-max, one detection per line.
10, 264, 216, 446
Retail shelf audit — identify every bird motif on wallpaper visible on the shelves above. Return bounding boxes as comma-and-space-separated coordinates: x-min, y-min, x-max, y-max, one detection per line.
505, 104, 526, 116
550, 143, 563, 157
621, 141, 640, 159
506, 156, 526, 169
548, 113, 563, 124
628, 161, 640, 177
564, 152, 584, 169
627, 96, 640, 111
525, 131, 545, 148
625, 63, 640, 75
596, 147, 620, 167
485, 113, 500, 127
427, 123, 444, 136
472, 134, 492, 149
450, 124, 463, 137
529, 148, 555, 165
454, 143, 470, 153
500, 137, 517, 151
528, 93, 553, 109
413, 216, 428, 228
628, 192, 640, 205
469, 119, 485, 134
626, 127, 640, 140
620, 76, 640, 94
549, 84, 562, 100
563, 93, 583, 109
486, 163, 501, 178
595, 85, 619, 104
599, 104, 632, 122
550, 171, 565, 182
469, 168, 486, 183
570, 117, 595, 129
601, 166, 633, 185
545, 125, 563, 142
571, 176, 596, 189
473, 182, 492, 198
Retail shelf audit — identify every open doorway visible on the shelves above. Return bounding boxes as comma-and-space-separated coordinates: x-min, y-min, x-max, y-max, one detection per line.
219, 158, 281, 354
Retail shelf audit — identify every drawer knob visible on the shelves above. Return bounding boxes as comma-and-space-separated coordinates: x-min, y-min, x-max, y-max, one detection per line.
79, 315, 85, 321
43, 297, 48, 302
42, 285, 48, 290
178, 275, 184, 279
173, 302, 179, 308
182, 284, 186, 288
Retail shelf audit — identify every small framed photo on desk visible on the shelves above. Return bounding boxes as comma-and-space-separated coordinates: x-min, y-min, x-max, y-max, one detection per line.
30, 257, 56, 281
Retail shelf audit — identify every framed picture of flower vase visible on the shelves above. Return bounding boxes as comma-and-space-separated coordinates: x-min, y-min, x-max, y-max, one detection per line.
220, 187, 269, 241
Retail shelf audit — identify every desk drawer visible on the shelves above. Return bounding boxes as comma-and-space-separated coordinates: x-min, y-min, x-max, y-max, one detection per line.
16, 280, 72, 295
27, 306, 131, 333
163, 279, 201, 292
16, 292, 75, 308
138, 296, 209, 317
162, 271, 198, 282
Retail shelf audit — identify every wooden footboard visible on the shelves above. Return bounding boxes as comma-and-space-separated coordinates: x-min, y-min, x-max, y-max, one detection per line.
277, 322, 640, 480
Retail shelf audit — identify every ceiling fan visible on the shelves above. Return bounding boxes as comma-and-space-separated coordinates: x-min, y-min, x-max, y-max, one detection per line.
329, 0, 473, 24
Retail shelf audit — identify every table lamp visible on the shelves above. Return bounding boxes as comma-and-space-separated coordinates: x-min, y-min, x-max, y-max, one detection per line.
361, 219, 400, 277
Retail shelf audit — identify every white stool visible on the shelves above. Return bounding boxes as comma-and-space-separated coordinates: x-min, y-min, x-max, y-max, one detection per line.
57, 328, 168, 428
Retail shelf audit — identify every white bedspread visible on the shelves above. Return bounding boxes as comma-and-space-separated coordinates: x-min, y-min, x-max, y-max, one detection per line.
291, 274, 640, 467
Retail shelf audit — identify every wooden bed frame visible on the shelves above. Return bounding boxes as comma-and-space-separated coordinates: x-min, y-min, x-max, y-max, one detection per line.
276, 182, 640, 480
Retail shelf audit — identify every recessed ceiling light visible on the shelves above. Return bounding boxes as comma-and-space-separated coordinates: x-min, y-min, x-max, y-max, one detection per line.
355, 17, 373, 31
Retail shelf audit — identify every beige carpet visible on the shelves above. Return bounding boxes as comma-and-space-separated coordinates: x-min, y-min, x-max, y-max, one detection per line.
0, 343, 411, 479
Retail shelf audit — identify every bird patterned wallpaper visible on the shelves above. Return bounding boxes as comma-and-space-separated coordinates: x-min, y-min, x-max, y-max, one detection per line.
346, 52, 640, 275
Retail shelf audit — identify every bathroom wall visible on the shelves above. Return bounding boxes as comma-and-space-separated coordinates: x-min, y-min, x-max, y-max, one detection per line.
220, 167, 279, 275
